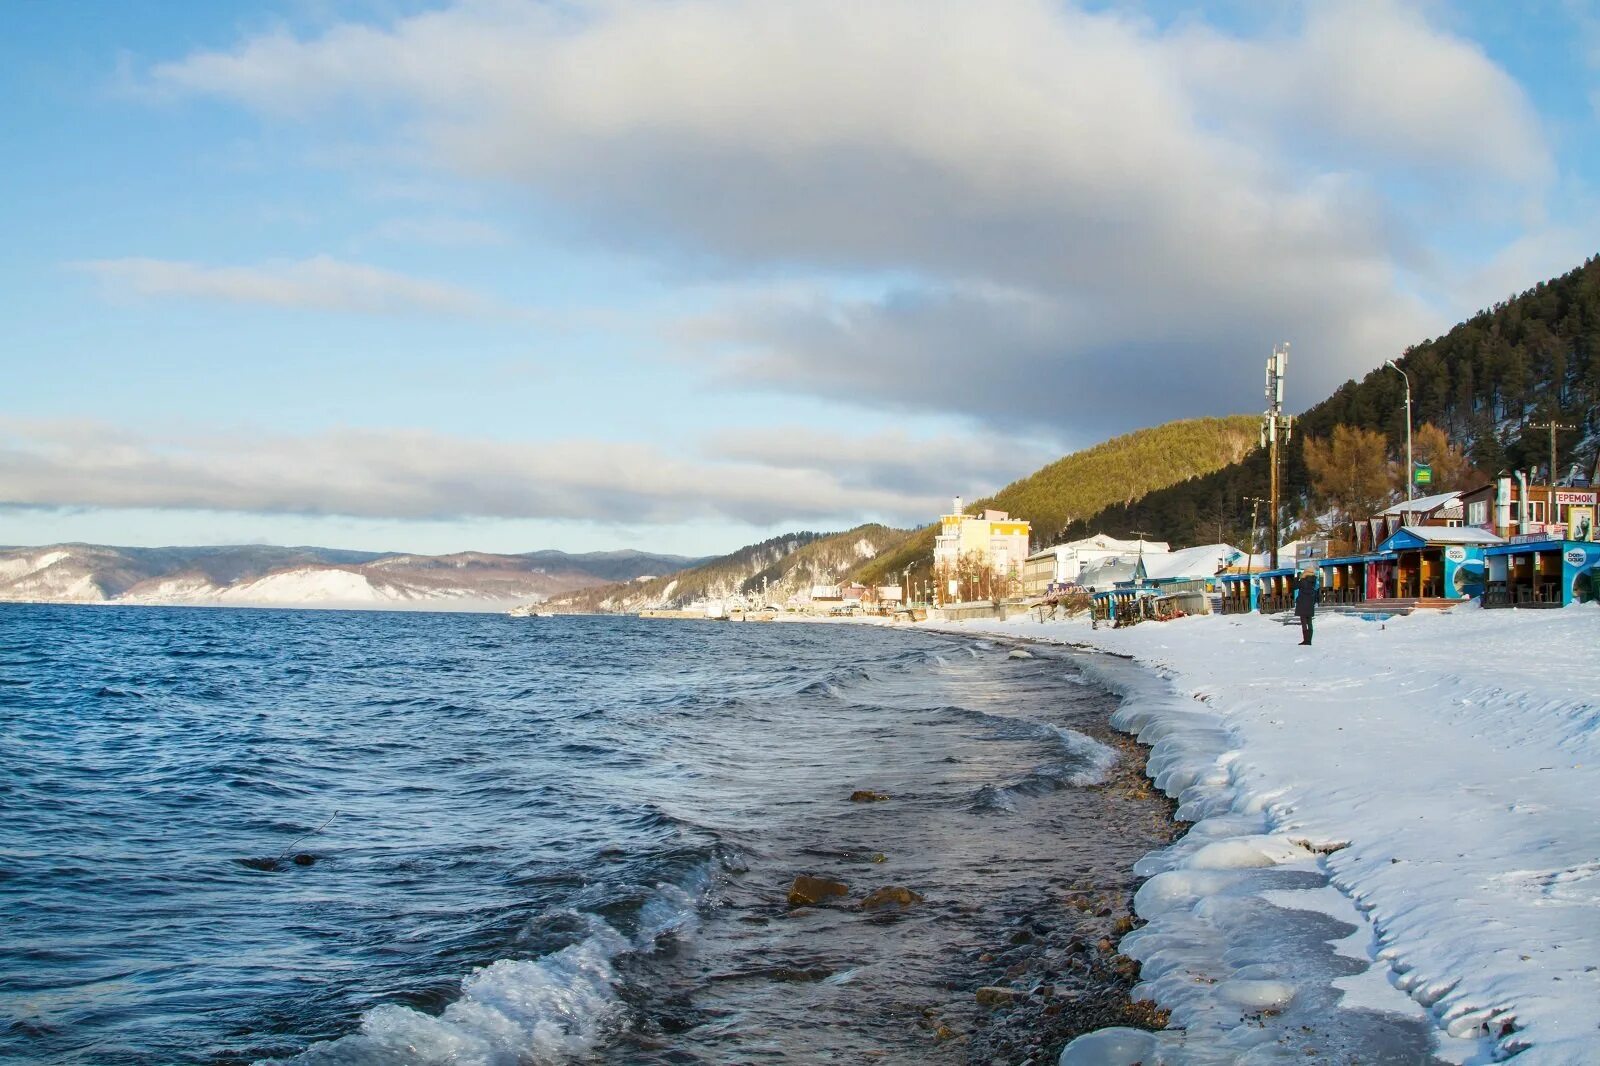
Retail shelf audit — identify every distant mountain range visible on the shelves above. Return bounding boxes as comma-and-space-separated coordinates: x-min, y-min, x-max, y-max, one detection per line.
535, 418, 1266, 615
543, 525, 914, 613
0, 544, 705, 611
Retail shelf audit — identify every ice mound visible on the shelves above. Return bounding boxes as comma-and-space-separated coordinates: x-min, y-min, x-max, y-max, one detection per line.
1057, 1026, 1165, 1065
1214, 978, 1295, 1009
1185, 835, 1312, 870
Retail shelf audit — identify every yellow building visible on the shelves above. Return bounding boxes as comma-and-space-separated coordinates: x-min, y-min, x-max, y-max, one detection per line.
933, 496, 1032, 598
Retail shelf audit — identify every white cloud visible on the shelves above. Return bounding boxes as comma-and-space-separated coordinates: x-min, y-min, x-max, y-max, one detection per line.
74, 254, 501, 316
145, 0, 1554, 427
1174, 0, 1551, 186
701, 425, 1060, 497
0, 419, 956, 527
372, 215, 510, 246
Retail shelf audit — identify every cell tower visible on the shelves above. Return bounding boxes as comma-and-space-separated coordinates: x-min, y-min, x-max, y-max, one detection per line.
1261, 343, 1292, 570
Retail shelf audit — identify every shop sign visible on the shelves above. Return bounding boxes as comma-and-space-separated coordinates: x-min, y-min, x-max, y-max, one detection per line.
1554, 490, 1598, 506
1413, 463, 1432, 487
1445, 547, 1467, 562
1568, 548, 1590, 567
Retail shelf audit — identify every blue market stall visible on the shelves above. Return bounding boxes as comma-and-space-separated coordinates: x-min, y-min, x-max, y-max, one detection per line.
1373, 527, 1501, 601
1219, 573, 1257, 614
1483, 539, 1600, 607
1315, 554, 1389, 606
1254, 567, 1298, 612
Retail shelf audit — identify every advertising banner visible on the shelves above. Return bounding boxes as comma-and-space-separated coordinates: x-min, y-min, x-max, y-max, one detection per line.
1568, 506, 1595, 543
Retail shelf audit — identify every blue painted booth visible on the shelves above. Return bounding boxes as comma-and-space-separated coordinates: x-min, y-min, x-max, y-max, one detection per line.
1483, 539, 1600, 607
1372, 527, 1500, 600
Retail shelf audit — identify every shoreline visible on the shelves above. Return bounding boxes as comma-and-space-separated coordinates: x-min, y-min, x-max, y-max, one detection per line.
928, 608, 1600, 1064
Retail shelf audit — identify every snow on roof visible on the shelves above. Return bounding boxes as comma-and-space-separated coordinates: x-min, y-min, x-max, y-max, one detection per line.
1381, 525, 1505, 548
1025, 534, 1171, 562
1077, 555, 1139, 590
1377, 491, 1460, 516
1142, 543, 1243, 580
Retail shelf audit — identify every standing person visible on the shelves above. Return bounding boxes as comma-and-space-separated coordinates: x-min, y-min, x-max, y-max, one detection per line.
1294, 568, 1317, 646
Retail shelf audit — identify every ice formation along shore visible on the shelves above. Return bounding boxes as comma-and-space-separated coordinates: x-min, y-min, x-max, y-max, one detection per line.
939, 607, 1600, 1065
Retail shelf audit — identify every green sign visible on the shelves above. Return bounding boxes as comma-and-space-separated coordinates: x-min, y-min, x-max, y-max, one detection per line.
1413, 463, 1432, 487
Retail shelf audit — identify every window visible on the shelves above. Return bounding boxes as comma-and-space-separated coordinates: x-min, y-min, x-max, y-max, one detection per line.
1467, 500, 1488, 526
1527, 500, 1547, 524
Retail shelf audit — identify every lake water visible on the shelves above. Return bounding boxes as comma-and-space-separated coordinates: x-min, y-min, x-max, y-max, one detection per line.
0, 606, 1174, 1064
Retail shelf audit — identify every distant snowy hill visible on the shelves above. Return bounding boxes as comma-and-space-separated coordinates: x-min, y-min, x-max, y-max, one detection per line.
541, 524, 913, 613
0, 544, 703, 611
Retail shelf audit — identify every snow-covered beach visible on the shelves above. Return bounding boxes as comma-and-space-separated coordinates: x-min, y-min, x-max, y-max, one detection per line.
932, 607, 1599, 1065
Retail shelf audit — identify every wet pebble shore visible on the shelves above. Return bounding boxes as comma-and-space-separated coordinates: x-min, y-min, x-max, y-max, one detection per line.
926, 730, 1182, 1065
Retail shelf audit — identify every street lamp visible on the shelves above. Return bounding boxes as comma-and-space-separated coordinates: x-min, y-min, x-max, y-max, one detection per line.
1386, 360, 1414, 501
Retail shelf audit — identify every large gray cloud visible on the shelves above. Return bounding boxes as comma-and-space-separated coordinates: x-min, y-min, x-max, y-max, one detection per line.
701, 425, 1060, 499
147, 0, 1551, 432
688, 277, 1423, 440
0, 419, 980, 527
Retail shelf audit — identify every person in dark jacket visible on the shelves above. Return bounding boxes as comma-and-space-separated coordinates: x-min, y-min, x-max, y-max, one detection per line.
1293, 569, 1318, 645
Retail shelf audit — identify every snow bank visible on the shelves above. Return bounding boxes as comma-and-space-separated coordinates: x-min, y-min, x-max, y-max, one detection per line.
936, 607, 1600, 1064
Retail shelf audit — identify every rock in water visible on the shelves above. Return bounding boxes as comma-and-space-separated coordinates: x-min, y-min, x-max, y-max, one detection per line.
975, 986, 1020, 1007
861, 885, 924, 909
849, 789, 890, 802
787, 875, 848, 907
1008, 648, 1034, 659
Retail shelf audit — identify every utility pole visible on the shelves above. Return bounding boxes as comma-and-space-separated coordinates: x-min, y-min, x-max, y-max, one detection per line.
1261, 344, 1292, 570
1529, 420, 1575, 530
1386, 360, 1413, 500
1243, 497, 1269, 576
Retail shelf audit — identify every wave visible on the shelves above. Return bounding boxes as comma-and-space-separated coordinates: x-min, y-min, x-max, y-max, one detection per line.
270, 919, 628, 1065
266, 857, 722, 1066
940, 706, 1120, 810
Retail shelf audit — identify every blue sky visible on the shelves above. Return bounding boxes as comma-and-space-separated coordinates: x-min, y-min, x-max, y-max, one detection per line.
3, 0, 1598, 556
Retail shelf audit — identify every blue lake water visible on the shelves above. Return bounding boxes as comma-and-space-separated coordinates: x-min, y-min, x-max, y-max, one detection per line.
0, 605, 1168, 1064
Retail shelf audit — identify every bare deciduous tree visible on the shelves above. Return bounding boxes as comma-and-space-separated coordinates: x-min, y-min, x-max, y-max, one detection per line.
1304, 425, 1395, 539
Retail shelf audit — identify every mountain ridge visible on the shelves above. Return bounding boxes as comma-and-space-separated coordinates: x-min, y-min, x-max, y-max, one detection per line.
855, 415, 1260, 586
543, 524, 915, 613
1060, 256, 1600, 547
0, 543, 707, 610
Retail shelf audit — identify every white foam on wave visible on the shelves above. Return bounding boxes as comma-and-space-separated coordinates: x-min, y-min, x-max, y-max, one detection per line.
270, 869, 712, 1066
274, 920, 626, 1066
1050, 725, 1118, 786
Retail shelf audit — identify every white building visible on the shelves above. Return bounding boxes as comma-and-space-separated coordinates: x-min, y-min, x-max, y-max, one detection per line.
1021, 534, 1170, 595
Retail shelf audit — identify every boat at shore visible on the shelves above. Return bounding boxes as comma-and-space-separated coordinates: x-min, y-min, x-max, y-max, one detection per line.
507, 604, 555, 618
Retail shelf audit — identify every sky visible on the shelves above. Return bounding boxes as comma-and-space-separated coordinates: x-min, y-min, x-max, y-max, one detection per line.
3, 0, 1598, 557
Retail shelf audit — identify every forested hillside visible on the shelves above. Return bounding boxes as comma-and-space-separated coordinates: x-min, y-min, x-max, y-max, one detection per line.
1064, 256, 1600, 547
856, 416, 1258, 585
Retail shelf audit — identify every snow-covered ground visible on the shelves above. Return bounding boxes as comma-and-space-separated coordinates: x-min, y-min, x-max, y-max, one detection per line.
932, 606, 1599, 1065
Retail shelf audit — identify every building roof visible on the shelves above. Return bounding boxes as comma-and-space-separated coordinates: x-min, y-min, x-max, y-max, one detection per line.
1141, 543, 1244, 581
1025, 534, 1170, 563
1077, 555, 1140, 591
1375, 491, 1461, 517
1485, 538, 1600, 555
1376, 525, 1505, 552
